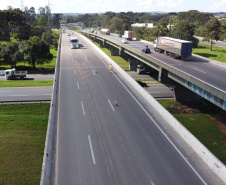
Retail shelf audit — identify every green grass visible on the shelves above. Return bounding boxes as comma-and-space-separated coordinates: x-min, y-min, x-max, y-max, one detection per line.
92, 42, 130, 70
0, 103, 49, 184
193, 43, 226, 63
159, 99, 226, 165
0, 80, 53, 87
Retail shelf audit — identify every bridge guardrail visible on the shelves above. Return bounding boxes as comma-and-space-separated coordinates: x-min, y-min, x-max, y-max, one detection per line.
40, 33, 61, 185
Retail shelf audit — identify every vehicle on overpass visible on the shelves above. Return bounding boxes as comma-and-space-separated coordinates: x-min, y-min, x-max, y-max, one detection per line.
154, 37, 193, 60
142, 45, 151, 53
123, 31, 134, 41
100, 29, 110, 35
5, 68, 27, 80
70, 37, 79, 49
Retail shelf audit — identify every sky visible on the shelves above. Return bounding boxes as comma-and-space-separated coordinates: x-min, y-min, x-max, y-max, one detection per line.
1, 0, 226, 13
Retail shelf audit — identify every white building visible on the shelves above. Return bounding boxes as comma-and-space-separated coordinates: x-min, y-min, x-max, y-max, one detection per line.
131, 23, 153, 28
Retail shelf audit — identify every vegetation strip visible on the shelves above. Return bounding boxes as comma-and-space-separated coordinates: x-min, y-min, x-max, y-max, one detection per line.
159, 99, 226, 165
0, 103, 50, 184
0, 80, 53, 87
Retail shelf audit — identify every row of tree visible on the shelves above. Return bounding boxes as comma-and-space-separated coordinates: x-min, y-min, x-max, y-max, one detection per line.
63, 10, 226, 49
0, 7, 61, 69
0, 7, 62, 41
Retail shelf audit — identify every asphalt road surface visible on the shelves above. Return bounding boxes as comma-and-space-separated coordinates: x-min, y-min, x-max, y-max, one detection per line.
54, 30, 224, 185
0, 86, 52, 102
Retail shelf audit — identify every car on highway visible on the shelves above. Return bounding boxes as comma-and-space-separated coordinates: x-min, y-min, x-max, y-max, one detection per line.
142, 46, 151, 53
122, 39, 128, 44
137, 81, 148, 87
0, 70, 5, 76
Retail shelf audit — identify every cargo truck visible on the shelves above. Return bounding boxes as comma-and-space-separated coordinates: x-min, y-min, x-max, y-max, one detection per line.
123, 31, 134, 41
154, 37, 193, 60
100, 29, 110, 35
5, 68, 27, 80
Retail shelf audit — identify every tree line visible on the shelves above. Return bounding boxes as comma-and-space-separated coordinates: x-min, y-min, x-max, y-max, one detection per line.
0, 6, 62, 69
64, 10, 226, 49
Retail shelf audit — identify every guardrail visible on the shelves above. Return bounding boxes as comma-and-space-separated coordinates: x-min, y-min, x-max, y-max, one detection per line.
40, 33, 61, 185
0, 99, 51, 105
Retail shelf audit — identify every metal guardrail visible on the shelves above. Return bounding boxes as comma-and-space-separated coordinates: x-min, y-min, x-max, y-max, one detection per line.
0, 99, 51, 105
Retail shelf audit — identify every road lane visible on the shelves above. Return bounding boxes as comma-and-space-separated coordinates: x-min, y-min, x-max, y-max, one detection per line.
55, 31, 224, 185
0, 86, 52, 101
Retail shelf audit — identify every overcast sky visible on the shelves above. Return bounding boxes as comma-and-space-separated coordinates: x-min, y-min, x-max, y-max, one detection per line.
2, 0, 226, 13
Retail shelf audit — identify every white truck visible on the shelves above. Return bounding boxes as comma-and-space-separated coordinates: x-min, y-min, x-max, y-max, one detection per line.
123, 31, 134, 41
137, 64, 145, 74
5, 68, 27, 80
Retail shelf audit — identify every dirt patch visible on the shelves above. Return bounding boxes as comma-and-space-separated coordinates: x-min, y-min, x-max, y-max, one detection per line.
208, 114, 226, 134
170, 104, 200, 114
170, 104, 226, 136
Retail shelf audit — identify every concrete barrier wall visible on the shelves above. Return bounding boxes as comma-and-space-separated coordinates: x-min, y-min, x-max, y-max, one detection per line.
81, 33, 226, 184
40, 34, 61, 185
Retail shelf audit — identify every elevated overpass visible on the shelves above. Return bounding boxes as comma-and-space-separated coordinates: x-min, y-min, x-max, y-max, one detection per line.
82, 31, 226, 111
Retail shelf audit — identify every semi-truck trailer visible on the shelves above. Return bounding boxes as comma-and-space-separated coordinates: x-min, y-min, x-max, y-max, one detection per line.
5, 68, 27, 80
100, 29, 110, 35
123, 31, 134, 41
154, 37, 193, 60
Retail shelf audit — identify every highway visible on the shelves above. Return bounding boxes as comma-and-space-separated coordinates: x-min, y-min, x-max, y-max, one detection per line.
0, 86, 52, 101
54, 30, 224, 185
98, 33, 226, 92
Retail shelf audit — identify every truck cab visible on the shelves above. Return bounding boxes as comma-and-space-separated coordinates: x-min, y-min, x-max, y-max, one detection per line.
5, 68, 27, 80
137, 64, 145, 74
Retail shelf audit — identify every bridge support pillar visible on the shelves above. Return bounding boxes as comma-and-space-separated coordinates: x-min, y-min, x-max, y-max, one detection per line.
173, 81, 198, 101
158, 67, 172, 83
110, 47, 119, 56
129, 58, 140, 71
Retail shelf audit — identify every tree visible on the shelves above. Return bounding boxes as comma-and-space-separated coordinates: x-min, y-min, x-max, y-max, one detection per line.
0, 42, 23, 67
109, 17, 123, 33
22, 36, 53, 69
38, 15, 47, 26
52, 14, 62, 29
171, 20, 194, 41
202, 17, 221, 51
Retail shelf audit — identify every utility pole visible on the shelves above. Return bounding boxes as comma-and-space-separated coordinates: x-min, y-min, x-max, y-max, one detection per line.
21, 0, 24, 11
48, 0, 51, 27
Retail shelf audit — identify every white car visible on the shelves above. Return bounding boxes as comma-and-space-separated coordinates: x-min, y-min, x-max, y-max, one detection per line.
67, 32, 71, 36
122, 39, 128, 44
0, 70, 5, 76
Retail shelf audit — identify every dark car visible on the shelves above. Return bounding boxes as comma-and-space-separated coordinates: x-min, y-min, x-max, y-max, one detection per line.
137, 81, 148, 87
142, 46, 151, 53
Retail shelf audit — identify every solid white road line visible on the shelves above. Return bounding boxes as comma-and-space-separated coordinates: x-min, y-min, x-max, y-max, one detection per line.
108, 99, 115, 111
194, 68, 206, 73
8, 95, 28, 96
88, 135, 96, 165
81, 101, 85, 115
77, 82, 79, 89
74, 69, 76, 74
92, 70, 96, 75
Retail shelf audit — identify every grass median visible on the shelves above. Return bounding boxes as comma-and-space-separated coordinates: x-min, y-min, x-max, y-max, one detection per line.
0, 80, 53, 87
0, 103, 49, 184
193, 43, 226, 63
159, 99, 226, 165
